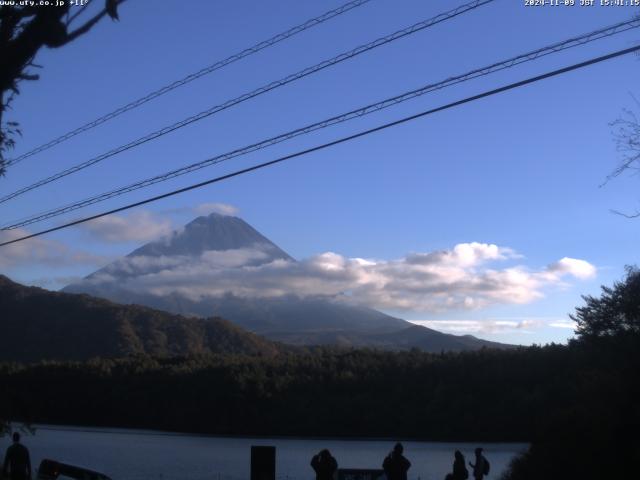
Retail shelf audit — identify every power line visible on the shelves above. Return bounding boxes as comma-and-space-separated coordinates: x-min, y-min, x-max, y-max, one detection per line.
4, 0, 373, 168
0, 0, 495, 205
2, 44, 638, 248
4, 17, 638, 231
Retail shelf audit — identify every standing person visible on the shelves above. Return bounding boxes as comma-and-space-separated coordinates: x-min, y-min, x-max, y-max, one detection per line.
452, 450, 468, 480
3, 432, 32, 480
311, 449, 338, 480
468, 448, 489, 480
382, 443, 411, 480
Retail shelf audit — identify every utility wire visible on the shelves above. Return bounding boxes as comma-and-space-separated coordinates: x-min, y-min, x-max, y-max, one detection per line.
2, 44, 638, 248
3, 17, 638, 231
0, 0, 495, 205
4, 0, 373, 168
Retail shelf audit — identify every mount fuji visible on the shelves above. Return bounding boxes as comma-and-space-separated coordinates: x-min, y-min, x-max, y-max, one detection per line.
64, 213, 508, 351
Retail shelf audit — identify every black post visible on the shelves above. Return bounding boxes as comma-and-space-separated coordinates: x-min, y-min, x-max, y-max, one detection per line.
251, 445, 276, 480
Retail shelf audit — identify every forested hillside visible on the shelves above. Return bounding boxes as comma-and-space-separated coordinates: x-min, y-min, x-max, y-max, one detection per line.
0, 337, 635, 445
0, 275, 280, 361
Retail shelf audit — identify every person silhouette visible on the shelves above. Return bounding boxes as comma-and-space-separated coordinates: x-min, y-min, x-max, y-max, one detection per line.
311, 449, 338, 480
382, 443, 411, 480
3, 432, 32, 480
468, 448, 488, 480
452, 450, 468, 480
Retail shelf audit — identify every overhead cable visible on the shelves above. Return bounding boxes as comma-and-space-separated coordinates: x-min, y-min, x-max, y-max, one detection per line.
3, 17, 638, 230
1, 44, 638, 247
4, 0, 373, 168
0, 0, 495, 204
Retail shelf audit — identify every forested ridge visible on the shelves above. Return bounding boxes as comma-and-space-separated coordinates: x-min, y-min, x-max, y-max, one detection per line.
0, 337, 636, 444
0, 275, 280, 361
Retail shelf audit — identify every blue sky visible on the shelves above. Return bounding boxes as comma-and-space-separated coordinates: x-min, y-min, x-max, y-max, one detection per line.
1, 0, 639, 345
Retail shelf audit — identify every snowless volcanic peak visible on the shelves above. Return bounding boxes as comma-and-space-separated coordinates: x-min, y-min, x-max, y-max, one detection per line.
128, 212, 293, 260
63, 212, 510, 352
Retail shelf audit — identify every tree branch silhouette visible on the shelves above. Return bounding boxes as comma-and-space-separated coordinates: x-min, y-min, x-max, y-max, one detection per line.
0, 0, 125, 177
606, 94, 640, 218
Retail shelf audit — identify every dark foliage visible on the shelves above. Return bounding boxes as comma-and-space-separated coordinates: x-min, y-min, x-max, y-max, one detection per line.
571, 266, 640, 338
0, 337, 636, 451
501, 268, 640, 479
0, 1, 123, 174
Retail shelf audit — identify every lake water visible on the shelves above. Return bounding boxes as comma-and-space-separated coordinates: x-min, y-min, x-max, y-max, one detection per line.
6, 425, 527, 480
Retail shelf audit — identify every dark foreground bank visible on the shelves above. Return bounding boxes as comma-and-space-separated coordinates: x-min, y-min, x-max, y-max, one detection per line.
2, 269, 640, 479
1, 426, 526, 480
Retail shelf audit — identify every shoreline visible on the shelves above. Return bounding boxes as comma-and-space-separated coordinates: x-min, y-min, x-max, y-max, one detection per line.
31, 423, 530, 447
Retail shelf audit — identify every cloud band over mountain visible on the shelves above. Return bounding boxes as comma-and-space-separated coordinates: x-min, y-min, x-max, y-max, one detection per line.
83, 240, 595, 313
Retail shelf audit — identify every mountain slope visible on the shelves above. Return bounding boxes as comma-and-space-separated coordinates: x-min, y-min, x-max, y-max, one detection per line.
0, 275, 280, 362
64, 212, 412, 334
76, 213, 292, 283
127, 212, 293, 260
268, 324, 509, 351
63, 291, 410, 334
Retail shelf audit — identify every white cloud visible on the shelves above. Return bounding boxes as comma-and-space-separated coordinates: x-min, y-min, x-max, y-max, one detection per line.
0, 229, 106, 268
163, 203, 240, 217
548, 320, 577, 329
193, 203, 239, 216
547, 257, 597, 280
27, 276, 85, 289
81, 211, 174, 243
411, 317, 581, 335
411, 317, 561, 334
79, 204, 240, 244
85, 242, 596, 313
